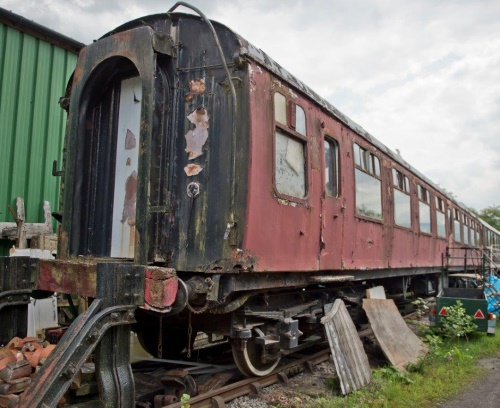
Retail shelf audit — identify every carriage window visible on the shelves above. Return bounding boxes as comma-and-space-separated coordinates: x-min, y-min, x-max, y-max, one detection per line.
324, 138, 339, 197
296, 105, 306, 135
453, 209, 461, 242
274, 92, 287, 124
436, 197, 446, 238
354, 143, 382, 220
392, 169, 411, 228
354, 144, 361, 166
275, 129, 306, 197
470, 221, 476, 246
464, 217, 470, 245
273, 91, 308, 199
418, 185, 431, 234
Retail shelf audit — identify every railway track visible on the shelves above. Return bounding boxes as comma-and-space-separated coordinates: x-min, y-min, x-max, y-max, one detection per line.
1, 300, 424, 407
164, 348, 332, 408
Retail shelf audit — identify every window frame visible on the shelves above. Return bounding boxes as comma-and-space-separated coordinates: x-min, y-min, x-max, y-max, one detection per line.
353, 142, 383, 222
272, 90, 309, 203
417, 184, 432, 235
324, 136, 340, 198
453, 208, 463, 243
435, 195, 447, 239
392, 167, 412, 230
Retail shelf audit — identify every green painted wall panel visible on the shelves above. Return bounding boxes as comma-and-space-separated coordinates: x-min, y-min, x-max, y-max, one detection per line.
0, 23, 78, 254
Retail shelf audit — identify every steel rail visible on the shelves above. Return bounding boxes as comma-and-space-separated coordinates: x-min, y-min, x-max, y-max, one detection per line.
163, 348, 331, 408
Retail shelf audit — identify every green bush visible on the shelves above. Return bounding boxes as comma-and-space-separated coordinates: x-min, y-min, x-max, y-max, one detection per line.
440, 300, 477, 340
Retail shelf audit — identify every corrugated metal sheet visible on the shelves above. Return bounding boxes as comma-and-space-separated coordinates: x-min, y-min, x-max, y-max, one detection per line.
0, 22, 78, 254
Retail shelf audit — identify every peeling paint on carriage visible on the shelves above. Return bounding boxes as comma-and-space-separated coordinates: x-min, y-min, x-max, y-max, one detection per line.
185, 78, 206, 102
184, 164, 203, 176
37, 259, 97, 297
143, 267, 178, 312
185, 107, 209, 160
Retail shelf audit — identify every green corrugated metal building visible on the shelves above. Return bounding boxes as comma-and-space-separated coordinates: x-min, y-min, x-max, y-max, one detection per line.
0, 8, 84, 254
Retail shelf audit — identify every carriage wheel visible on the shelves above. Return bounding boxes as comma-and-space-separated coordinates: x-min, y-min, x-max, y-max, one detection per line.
231, 338, 280, 377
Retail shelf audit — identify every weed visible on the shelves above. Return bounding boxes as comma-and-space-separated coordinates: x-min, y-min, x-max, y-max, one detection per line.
310, 328, 500, 408
180, 394, 191, 408
378, 366, 413, 385
440, 300, 477, 340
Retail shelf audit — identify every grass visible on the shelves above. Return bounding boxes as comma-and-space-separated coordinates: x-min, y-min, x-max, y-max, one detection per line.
313, 326, 500, 408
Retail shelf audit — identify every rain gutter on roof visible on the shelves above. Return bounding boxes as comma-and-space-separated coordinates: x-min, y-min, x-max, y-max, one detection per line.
0, 6, 85, 54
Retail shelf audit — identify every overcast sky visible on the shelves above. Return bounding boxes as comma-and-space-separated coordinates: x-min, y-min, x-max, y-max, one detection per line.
3, 0, 499, 211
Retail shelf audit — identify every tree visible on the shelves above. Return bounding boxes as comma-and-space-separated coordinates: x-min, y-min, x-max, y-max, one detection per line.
478, 205, 500, 231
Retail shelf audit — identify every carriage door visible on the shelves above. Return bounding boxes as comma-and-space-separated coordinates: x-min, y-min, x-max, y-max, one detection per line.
110, 76, 142, 258
319, 134, 344, 269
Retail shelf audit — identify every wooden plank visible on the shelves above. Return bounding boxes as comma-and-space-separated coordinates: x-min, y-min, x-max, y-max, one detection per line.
309, 275, 354, 283
321, 299, 372, 394
363, 299, 428, 371
366, 286, 386, 299
0, 199, 52, 240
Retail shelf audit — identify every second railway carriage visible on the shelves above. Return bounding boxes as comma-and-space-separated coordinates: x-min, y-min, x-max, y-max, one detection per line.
7, 3, 500, 377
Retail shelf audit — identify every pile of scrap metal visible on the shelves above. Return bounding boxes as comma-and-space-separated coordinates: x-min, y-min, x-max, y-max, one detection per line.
0, 336, 98, 407
0, 337, 56, 407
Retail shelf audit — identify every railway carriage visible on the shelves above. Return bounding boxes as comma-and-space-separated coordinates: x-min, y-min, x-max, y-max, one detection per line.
2, 2, 500, 380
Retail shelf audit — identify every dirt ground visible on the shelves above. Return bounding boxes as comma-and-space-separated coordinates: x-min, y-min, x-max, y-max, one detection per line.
440, 356, 500, 408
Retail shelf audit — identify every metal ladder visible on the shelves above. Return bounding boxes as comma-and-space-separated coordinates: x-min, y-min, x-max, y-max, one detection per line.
482, 246, 500, 313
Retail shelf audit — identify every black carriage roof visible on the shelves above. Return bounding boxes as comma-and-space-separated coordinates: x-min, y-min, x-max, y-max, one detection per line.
106, 11, 492, 229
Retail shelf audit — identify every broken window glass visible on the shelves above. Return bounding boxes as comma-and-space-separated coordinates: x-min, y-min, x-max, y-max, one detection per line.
275, 129, 306, 198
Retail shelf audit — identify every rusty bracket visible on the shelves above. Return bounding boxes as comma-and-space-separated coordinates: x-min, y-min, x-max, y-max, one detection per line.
0, 257, 38, 345
152, 31, 175, 57
18, 263, 145, 408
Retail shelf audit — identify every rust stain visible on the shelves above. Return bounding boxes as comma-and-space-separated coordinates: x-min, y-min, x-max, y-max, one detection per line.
144, 267, 178, 310
37, 259, 97, 297
185, 78, 206, 101
205, 249, 258, 272
184, 107, 209, 159
125, 129, 136, 149
122, 170, 137, 226
189, 78, 206, 94
184, 163, 203, 176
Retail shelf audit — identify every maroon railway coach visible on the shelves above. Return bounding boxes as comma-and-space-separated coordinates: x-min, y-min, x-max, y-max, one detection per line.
2, 3, 499, 382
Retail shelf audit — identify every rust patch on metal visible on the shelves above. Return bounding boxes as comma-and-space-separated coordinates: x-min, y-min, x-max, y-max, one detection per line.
206, 249, 258, 272
37, 259, 97, 297
185, 107, 209, 160
122, 170, 137, 226
184, 163, 203, 176
143, 267, 178, 311
185, 78, 206, 101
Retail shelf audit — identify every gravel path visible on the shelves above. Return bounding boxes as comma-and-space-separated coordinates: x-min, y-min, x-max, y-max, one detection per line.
440, 357, 500, 408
